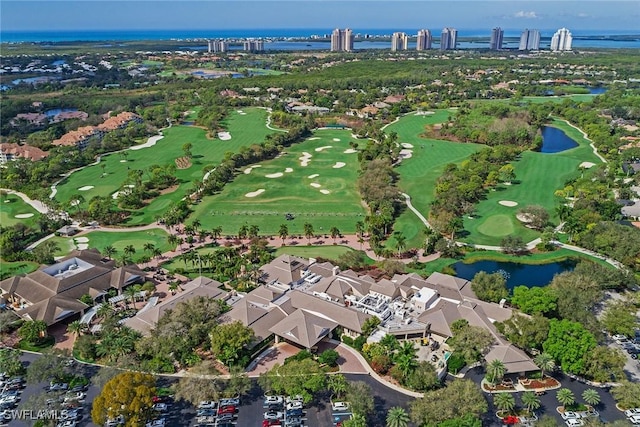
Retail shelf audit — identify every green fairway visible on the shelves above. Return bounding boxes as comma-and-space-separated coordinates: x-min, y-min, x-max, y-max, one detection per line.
461, 119, 603, 245
44, 228, 171, 261
190, 129, 366, 235
385, 111, 483, 248
0, 192, 40, 228
274, 245, 362, 260
0, 259, 39, 280
53, 108, 280, 225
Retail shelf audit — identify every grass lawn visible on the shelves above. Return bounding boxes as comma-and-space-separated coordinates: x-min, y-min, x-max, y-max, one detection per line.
0, 259, 39, 280
0, 192, 40, 228
53, 108, 279, 225
160, 245, 223, 272
44, 228, 171, 261
190, 129, 366, 235
275, 245, 364, 260
461, 119, 603, 245
385, 111, 482, 248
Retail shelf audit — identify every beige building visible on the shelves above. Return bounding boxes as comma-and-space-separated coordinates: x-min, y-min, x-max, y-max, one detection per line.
331, 28, 354, 52
391, 32, 409, 51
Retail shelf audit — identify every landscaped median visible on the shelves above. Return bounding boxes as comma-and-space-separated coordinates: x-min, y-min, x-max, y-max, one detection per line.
481, 375, 561, 393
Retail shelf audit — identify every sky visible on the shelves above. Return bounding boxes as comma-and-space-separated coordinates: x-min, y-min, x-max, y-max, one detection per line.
2, 1, 639, 32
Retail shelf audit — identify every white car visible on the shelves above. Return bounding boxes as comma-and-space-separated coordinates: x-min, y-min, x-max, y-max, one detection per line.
566, 419, 584, 427
264, 411, 284, 421
145, 420, 165, 427
197, 401, 217, 409
331, 401, 350, 412
625, 409, 640, 417
152, 403, 168, 412
629, 415, 640, 425
286, 401, 303, 410
220, 397, 240, 407
561, 412, 582, 420
263, 395, 284, 406
613, 334, 628, 342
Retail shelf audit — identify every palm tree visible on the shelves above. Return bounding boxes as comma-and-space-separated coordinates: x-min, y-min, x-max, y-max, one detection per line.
327, 374, 348, 400
124, 244, 136, 260
486, 359, 506, 385
168, 281, 180, 295
346, 413, 366, 427
248, 224, 260, 239
238, 224, 248, 240
66, 320, 85, 338
124, 286, 138, 308
168, 234, 179, 250
192, 219, 201, 233
494, 392, 516, 415
556, 388, 575, 408
582, 389, 601, 407
303, 222, 314, 245
521, 391, 541, 413
103, 245, 117, 260
329, 227, 340, 244
143, 242, 155, 256
393, 231, 406, 257
97, 303, 114, 321
386, 407, 409, 427
355, 220, 365, 238
152, 247, 162, 260
278, 224, 288, 246
534, 353, 555, 378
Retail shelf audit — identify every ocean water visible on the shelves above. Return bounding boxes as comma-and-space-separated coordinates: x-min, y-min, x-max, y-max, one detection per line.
2, 28, 640, 49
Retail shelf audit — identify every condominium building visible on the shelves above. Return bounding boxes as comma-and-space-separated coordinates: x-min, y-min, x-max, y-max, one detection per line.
519, 29, 541, 50
490, 27, 504, 50
330, 28, 354, 52
243, 40, 264, 52
391, 32, 409, 51
207, 39, 228, 53
440, 27, 458, 51
551, 28, 573, 51
416, 29, 432, 50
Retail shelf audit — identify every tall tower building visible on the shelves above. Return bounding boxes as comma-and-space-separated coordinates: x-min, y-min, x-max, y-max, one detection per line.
243, 40, 264, 52
208, 40, 228, 53
440, 27, 458, 51
490, 27, 504, 50
551, 28, 572, 51
416, 29, 432, 50
331, 28, 354, 52
519, 29, 541, 50
391, 32, 409, 51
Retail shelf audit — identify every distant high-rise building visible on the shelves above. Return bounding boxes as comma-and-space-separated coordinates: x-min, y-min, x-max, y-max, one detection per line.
490, 27, 504, 50
440, 27, 458, 51
391, 32, 409, 51
243, 40, 264, 52
416, 29, 432, 50
331, 28, 354, 52
519, 29, 541, 50
208, 40, 228, 53
551, 28, 573, 51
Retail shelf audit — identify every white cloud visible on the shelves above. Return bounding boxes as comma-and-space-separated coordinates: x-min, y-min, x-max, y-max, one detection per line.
577, 12, 590, 18
514, 10, 538, 19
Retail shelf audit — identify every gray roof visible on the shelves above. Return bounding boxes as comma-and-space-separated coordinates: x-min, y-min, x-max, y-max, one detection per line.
269, 309, 337, 348
259, 254, 309, 285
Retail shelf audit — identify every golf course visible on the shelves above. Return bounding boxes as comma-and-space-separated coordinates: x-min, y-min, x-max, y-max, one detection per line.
0, 192, 41, 228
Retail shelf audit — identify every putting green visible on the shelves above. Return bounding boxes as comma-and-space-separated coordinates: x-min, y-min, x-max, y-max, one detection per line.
476, 214, 515, 238
190, 129, 366, 234
0, 193, 40, 228
54, 108, 281, 225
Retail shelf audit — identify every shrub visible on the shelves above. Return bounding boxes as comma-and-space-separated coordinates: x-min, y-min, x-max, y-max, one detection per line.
317, 349, 339, 367
285, 350, 313, 364
353, 335, 367, 351
371, 355, 392, 375
341, 335, 354, 346
447, 353, 466, 374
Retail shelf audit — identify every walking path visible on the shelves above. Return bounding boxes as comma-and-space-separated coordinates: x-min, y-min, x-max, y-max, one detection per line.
401, 192, 432, 229
1, 188, 50, 214
556, 118, 607, 163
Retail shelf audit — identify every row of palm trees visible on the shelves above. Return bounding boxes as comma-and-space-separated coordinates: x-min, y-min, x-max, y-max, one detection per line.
493, 388, 601, 416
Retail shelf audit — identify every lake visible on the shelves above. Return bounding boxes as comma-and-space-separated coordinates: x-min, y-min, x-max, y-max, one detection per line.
452, 259, 577, 289
540, 126, 579, 153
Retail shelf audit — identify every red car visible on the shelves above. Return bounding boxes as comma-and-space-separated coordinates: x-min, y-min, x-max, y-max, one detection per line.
262, 420, 281, 427
218, 405, 236, 415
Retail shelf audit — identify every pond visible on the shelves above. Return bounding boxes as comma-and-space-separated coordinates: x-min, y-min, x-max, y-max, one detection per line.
540, 126, 579, 153
452, 259, 577, 290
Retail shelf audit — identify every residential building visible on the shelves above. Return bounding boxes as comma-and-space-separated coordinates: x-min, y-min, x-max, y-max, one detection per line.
519, 29, 541, 50
331, 28, 354, 52
10, 113, 47, 127
0, 143, 49, 164
0, 249, 145, 326
551, 27, 573, 51
243, 40, 264, 52
52, 112, 142, 150
391, 32, 409, 51
208, 39, 228, 53
490, 27, 504, 50
440, 27, 458, 51
416, 29, 432, 50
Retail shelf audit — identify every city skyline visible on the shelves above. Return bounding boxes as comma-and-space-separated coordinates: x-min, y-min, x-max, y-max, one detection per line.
2, 1, 639, 33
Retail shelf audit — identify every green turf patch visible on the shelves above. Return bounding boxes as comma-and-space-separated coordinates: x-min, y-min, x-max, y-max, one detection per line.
0, 259, 39, 280
476, 214, 515, 238
274, 245, 362, 260
0, 192, 40, 228
190, 129, 366, 234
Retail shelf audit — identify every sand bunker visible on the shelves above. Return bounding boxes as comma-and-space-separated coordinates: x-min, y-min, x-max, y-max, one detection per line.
332, 138, 341, 142
343, 149, 358, 154
333, 162, 346, 169
416, 111, 435, 116
308, 137, 320, 141
15, 213, 34, 219
78, 186, 94, 191
299, 152, 312, 167
130, 134, 164, 150
516, 213, 533, 223
70, 199, 81, 206
579, 162, 596, 169
217, 132, 232, 140
244, 165, 262, 174
285, 168, 293, 173
320, 189, 331, 195
266, 173, 284, 178
245, 189, 265, 198
112, 191, 121, 199
74, 237, 89, 243
76, 244, 89, 250
499, 200, 518, 207
401, 143, 414, 148
237, 110, 244, 113
120, 160, 127, 163
310, 183, 322, 188
399, 149, 413, 159
308, 174, 319, 179
125, 184, 135, 188
315, 146, 333, 152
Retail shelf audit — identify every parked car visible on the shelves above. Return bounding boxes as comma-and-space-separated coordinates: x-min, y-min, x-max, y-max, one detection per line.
48, 383, 68, 392
561, 412, 582, 420
218, 405, 236, 415
56, 421, 77, 427
629, 415, 640, 425
152, 403, 168, 412
286, 401, 303, 410
625, 409, 640, 417
264, 396, 284, 407
613, 334, 628, 342
566, 419, 584, 427
264, 411, 284, 421
220, 397, 240, 407
59, 409, 81, 421
63, 392, 85, 402
216, 413, 236, 423
105, 415, 125, 426
197, 400, 217, 409
286, 408, 303, 418
332, 401, 350, 412
196, 409, 216, 417
145, 419, 165, 427
285, 395, 304, 404
262, 420, 282, 427
285, 417, 303, 427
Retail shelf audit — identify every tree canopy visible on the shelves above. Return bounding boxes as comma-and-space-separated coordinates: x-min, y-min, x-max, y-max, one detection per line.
91, 372, 156, 427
